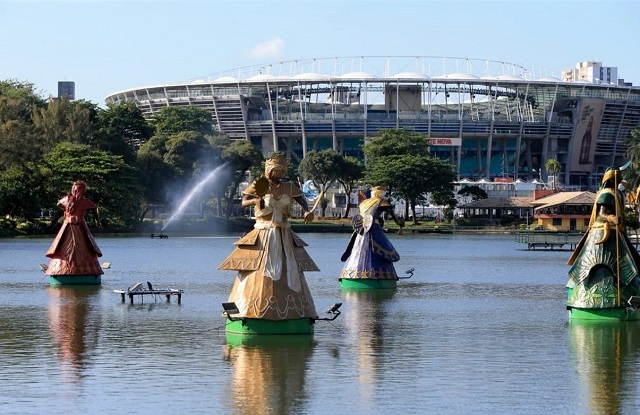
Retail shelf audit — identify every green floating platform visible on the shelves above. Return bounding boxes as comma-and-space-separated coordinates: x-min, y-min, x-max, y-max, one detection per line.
340, 278, 397, 290
225, 317, 315, 335
568, 307, 640, 321
225, 332, 316, 346
49, 275, 101, 286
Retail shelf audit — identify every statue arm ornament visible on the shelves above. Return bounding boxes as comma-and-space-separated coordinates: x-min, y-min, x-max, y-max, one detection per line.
378, 203, 404, 228
599, 205, 620, 225
93, 206, 101, 227
241, 182, 259, 206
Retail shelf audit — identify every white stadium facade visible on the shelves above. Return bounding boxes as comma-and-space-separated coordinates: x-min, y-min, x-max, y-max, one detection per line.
105, 56, 640, 188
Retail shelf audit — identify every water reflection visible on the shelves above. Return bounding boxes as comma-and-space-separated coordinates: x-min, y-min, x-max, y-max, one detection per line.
47, 286, 100, 384
341, 289, 396, 408
223, 334, 315, 415
569, 321, 640, 414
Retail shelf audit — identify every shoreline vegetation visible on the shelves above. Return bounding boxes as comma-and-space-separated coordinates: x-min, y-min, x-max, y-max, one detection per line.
1, 215, 580, 238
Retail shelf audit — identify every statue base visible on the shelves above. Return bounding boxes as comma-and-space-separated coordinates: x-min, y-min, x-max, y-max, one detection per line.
49, 275, 101, 286
225, 317, 315, 335
225, 332, 315, 346
568, 306, 640, 321
340, 278, 397, 289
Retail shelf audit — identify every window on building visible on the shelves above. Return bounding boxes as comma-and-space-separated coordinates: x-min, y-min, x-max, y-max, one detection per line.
552, 218, 562, 226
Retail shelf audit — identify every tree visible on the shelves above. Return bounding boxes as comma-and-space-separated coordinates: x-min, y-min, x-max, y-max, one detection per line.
366, 154, 456, 224
431, 188, 459, 221
98, 101, 153, 151
32, 98, 98, 151
458, 185, 488, 202
363, 128, 430, 158
0, 163, 47, 221
298, 149, 343, 217
136, 149, 174, 211
624, 126, 640, 190
363, 128, 456, 224
43, 142, 141, 230
0, 79, 46, 121
151, 106, 214, 136
0, 117, 39, 169
0, 80, 46, 169
335, 156, 365, 217
163, 131, 215, 179
137, 130, 216, 218
220, 140, 263, 217
545, 158, 562, 190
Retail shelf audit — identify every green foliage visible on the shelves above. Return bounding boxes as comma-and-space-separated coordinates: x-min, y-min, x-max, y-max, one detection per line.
208, 134, 232, 164
138, 130, 216, 199
151, 106, 214, 136
0, 79, 46, 121
222, 140, 263, 173
458, 185, 488, 201
0, 163, 47, 219
136, 149, 174, 205
0, 79, 230, 233
337, 156, 365, 185
363, 128, 456, 222
163, 131, 215, 178
298, 149, 343, 216
32, 98, 99, 150
363, 128, 430, 158
0, 116, 39, 169
625, 210, 640, 230
220, 140, 263, 217
624, 126, 640, 190
431, 189, 458, 209
43, 142, 142, 230
545, 158, 562, 189
298, 149, 342, 187
335, 156, 365, 217
545, 158, 561, 174
0, 81, 48, 170
99, 101, 153, 151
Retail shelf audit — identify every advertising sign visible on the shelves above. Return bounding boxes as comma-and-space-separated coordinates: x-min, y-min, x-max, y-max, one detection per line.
428, 137, 462, 146
570, 98, 605, 173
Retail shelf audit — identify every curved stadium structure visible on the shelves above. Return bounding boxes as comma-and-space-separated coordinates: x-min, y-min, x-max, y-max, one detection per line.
105, 56, 640, 187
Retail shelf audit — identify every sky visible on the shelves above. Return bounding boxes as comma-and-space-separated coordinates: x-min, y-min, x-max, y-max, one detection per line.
1, 0, 639, 107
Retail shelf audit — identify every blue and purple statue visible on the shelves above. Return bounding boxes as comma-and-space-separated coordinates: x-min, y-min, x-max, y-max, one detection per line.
339, 185, 404, 289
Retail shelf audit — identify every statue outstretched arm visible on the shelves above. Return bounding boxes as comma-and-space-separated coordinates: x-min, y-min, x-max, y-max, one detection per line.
294, 194, 314, 223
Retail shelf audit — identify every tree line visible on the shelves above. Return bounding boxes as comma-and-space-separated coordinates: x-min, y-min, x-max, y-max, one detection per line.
0, 79, 458, 235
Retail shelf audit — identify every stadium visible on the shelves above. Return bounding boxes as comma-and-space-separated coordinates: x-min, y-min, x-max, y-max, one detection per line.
105, 56, 640, 189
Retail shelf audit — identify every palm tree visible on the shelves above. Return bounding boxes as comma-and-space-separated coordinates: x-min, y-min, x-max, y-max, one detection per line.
545, 159, 562, 190
624, 127, 640, 190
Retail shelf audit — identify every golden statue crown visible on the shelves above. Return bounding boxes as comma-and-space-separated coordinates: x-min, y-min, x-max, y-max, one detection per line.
265, 154, 289, 171
602, 168, 619, 184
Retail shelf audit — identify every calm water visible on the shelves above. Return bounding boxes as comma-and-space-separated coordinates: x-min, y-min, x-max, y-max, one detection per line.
1, 233, 639, 415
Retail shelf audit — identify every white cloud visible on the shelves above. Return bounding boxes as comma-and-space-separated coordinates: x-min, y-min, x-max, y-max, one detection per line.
245, 37, 285, 60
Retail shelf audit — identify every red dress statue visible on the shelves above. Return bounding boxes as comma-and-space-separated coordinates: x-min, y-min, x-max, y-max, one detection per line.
45, 180, 103, 284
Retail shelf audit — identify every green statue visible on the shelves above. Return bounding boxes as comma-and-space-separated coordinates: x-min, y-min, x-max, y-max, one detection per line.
566, 167, 640, 319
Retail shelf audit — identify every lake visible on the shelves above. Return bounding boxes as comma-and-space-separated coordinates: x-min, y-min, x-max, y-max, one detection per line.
1, 233, 638, 415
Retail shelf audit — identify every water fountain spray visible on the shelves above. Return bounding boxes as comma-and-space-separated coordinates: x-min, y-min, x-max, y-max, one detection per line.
162, 163, 230, 231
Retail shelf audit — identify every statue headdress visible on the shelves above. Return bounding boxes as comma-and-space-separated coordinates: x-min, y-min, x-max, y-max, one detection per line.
371, 185, 387, 197
265, 153, 288, 175
71, 180, 87, 196
602, 167, 620, 186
